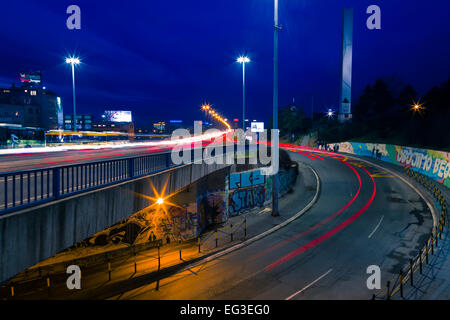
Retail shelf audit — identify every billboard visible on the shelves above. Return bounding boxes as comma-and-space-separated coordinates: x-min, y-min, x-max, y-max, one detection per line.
250, 122, 264, 133
20, 71, 42, 85
102, 111, 132, 123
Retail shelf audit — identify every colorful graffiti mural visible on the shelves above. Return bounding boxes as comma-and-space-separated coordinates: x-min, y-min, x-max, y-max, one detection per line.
229, 167, 298, 216
197, 191, 227, 224
73, 202, 201, 251
333, 142, 450, 189
230, 169, 265, 189
229, 185, 267, 216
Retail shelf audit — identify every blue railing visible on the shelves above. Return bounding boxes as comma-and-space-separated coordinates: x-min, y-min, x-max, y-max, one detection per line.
0, 144, 252, 215
0, 149, 181, 215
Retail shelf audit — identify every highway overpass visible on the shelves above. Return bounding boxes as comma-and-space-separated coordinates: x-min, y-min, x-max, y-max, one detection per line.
0, 137, 240, 284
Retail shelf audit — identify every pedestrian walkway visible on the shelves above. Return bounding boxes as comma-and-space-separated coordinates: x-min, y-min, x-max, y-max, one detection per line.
0, 161, 318, 300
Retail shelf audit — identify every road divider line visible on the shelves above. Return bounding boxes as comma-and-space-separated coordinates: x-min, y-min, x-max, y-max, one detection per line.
285, 268, 333, 300
368, 215, 384, 239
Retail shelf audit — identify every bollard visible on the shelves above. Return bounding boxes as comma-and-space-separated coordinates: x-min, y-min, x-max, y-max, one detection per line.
431, 237, 434, 255
425, 242, 429, 264
419, 252, 423, 274
399, 271, 403, 298
10, 283, 14, 298
108, 260, 112, 281
46, 274, 51, 297
372, 294, 376, 300
134, 252, 137, 274
386, 281, 390, 300
244, 219, 247, 237
179, 249, 182, 261
158, 245, 161, 270
198, 237, 201, 253
215, 229, 218, 248
156, 279, 160, 291
409, 259, 413, 287
230, 224, 233, 242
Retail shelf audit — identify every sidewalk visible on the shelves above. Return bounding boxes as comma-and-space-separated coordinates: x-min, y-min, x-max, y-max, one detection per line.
344, 154, 449, 300
0, 161, 318, 300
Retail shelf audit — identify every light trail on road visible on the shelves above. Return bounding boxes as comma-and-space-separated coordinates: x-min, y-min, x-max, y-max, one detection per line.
250, 158, 362, 262
265, 165, 376, 272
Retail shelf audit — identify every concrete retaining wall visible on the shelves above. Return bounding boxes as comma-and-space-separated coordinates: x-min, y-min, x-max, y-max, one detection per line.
0, 162, 229, 284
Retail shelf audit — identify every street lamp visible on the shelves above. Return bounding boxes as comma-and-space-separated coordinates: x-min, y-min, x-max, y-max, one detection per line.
272, 0, 281, 217
65, 57, 81, 131
410, 99, 425, 114
237, 56, 250, 131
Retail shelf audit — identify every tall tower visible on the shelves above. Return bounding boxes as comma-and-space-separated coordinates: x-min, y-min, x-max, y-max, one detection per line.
338, 8, 354, 122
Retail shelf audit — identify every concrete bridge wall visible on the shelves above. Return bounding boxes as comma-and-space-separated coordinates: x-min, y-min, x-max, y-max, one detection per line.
0, 161, 229, 284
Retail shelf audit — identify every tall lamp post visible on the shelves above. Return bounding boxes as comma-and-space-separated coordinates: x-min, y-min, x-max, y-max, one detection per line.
65, 57, 80, 132
237, 56, 250, 131
272, 0, 281, 216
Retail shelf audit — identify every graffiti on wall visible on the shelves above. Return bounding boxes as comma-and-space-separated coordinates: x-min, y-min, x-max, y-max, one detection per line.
228, 167, 297, 216
230, 169, 265, 189
229, 185, 266, 216
197, 191, 227, 224
333, 142, 450, 188
73, 202, 201, 251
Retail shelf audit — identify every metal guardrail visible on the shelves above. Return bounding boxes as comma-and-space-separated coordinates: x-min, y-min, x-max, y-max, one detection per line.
373, 167, 448, 300
0, 144, 252, 215
0, 152, 170, 215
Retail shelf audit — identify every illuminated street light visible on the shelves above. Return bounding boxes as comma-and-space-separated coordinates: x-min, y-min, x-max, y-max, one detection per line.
65, 56, 81, 132
237, 56, 250, 64
201, 105, 231, 130
327, 109, 334, 118
237, 56, 250, 130
410, 99, 425, 113
156, 197, 164, 205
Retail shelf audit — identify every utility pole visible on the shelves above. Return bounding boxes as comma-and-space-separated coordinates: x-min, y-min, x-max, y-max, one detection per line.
272, 0, 280, 217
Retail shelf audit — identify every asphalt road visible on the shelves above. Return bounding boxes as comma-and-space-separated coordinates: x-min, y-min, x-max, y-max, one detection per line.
106, 149, 434, 300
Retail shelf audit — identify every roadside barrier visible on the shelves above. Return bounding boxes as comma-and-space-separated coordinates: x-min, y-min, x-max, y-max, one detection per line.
373, 167, 447, 300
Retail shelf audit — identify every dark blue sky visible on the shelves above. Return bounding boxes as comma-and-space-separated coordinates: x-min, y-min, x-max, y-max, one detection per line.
0, 0, 449, 126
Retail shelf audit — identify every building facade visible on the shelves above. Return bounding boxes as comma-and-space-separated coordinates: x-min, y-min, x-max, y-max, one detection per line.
0, 85, 62, 130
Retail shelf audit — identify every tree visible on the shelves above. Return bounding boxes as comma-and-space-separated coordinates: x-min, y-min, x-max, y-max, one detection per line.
397, 84, 417, 108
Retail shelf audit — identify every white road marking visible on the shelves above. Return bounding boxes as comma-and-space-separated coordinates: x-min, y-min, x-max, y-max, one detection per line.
368, 215, 384, 239
285, 268, 333, 300
257, 208, 271, 215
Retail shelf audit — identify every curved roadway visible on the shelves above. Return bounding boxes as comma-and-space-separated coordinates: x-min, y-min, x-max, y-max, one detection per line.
109, 148, 434, 300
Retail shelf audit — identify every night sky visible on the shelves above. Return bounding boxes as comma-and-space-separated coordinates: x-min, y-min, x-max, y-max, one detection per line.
0, 0, 449, 126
